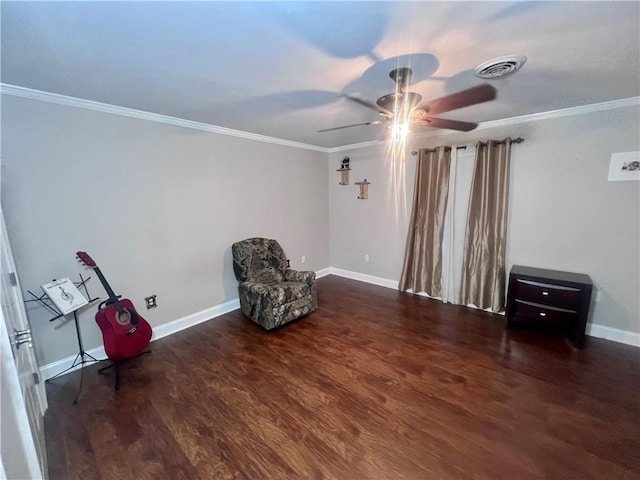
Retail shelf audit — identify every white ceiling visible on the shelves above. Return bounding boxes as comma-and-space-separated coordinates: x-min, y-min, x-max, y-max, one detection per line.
2, 1, 639, 149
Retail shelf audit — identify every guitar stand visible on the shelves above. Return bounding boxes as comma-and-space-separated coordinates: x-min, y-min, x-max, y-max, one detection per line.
98, 350, 151, 390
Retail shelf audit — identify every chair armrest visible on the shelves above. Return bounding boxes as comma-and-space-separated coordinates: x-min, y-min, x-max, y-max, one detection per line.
284, 269, 316, 286
239, 281, 270, 296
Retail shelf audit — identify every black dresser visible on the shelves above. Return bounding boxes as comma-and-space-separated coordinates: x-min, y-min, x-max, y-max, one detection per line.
505, 265, 593, 348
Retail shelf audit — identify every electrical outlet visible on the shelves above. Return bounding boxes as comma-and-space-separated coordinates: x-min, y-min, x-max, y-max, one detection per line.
145, 295, 157, 309
301, 256, 306, 264
364, 254, 369, 262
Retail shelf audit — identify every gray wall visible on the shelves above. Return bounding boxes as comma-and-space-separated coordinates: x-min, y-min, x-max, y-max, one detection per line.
329, 144, 411, 281
1, 96, 329, 366
330, 105, 640, 334
3, 94, 639, 369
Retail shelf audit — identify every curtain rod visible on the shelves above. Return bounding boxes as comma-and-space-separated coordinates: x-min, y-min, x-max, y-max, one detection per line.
410, 137, 525, 156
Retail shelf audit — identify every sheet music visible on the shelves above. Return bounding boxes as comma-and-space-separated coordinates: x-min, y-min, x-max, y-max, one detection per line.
41, 277, 89, 315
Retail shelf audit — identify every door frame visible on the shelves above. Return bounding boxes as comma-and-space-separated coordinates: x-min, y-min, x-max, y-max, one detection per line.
0, 206, 47, 479
0, 306, 45, 480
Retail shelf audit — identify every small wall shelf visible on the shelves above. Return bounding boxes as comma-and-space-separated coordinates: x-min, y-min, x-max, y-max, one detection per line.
355, 181, 371, 199
337, 167, 351, 185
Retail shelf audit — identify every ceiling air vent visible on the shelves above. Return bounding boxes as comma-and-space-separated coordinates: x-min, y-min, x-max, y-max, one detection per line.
474, 55, 527, 79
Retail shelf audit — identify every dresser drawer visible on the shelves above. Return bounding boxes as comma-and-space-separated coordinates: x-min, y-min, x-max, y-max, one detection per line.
513, 299, 577, 326
515, 279, 582, 309
506, 265, 592, 348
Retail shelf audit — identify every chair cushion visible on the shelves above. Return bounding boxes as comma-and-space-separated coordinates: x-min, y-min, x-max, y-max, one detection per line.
267, 281, 311, 308
253, 267, 284, 284
232, 238, 288, 282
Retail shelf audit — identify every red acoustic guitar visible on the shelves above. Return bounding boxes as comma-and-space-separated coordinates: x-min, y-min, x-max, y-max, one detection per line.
76, 251, 152, 362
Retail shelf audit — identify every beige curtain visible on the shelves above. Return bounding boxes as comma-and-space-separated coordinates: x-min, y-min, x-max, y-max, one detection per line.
461, 138, 512, 312
399, 146, 452, 296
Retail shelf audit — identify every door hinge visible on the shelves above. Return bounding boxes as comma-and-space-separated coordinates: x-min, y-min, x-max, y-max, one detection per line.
32, 372, 40, 384
9, 272, 17, 286
13, 328, 32, 349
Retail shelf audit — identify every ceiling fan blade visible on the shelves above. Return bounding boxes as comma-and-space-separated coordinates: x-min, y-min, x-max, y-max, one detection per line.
421, 117, 478, 132
342, 95, 394, 117
318, 119, 385, 133
417, 84, 496, 116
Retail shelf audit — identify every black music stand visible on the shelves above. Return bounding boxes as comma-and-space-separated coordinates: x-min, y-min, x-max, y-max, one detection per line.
26, 274, 100, 404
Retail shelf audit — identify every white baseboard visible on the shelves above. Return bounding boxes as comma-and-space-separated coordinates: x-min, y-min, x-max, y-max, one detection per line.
41, 299, 240, 380
42, 267, 639, 379
151, 299, 239, 341
42, 266, 331, 380
328, 267, 640, 348
315, 267, 332, 279
586, 323, 640, 347
329, 267, 398, 290
40, 344, 107, 381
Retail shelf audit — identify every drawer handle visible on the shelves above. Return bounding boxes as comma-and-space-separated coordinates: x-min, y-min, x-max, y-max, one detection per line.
539, 312, 546, 317
542, 291, 549, 296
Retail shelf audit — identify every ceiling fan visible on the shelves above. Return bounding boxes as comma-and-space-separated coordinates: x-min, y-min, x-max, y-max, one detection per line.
319, 67, 496, 133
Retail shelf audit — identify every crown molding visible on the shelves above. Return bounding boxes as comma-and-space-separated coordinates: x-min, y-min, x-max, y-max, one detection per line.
411, 96, 640, 141
0, 83, 328, 153
327, 139, 385, 154
484, 96, 640, 127
2, 83, 637, 152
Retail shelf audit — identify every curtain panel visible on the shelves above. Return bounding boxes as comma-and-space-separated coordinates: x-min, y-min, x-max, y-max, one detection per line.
399, 146, 452, 297
440, 147, 476, 305
461, 138, 512, 312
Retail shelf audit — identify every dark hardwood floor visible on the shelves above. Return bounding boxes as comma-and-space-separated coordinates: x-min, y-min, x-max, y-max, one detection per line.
45, 275, 640, 479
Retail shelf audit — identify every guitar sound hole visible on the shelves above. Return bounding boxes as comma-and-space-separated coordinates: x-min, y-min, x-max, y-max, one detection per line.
117, 310, 131, 326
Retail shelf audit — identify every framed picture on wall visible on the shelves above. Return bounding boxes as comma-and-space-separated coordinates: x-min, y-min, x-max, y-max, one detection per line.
41, 277, 88, 315
608, 151, 640, 181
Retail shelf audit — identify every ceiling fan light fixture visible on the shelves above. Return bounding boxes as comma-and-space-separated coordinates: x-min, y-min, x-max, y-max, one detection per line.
391, 122, 410, 140
474, 55, 527, 79
389, 67, 413, 90
410, 108, 429, 124
413, 118, 431, 126
334, 69, 497, 134
377, 91, 423, 113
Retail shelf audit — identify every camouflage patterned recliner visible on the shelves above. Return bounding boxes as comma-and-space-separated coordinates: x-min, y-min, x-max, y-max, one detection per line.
231, 238, 318, 330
